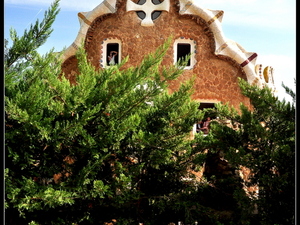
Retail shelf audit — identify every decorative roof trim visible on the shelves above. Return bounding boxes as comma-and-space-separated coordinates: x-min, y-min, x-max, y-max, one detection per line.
60, 0, 275, 90
178, 0, 262, 87
126, 0, 170, 27
61, 0, 118, 62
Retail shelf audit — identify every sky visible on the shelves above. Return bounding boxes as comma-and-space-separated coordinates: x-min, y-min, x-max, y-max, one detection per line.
4, 0, 296, 102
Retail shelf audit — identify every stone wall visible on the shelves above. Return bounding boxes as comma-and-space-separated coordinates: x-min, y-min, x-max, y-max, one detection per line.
61, 0, 251, 110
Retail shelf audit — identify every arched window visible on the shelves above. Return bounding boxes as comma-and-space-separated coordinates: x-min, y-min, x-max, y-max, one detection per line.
100, 38, 122, 68
173, 37, 197, 69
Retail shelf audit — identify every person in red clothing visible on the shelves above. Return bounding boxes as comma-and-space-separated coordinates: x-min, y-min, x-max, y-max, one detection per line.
200, 117, 211, 134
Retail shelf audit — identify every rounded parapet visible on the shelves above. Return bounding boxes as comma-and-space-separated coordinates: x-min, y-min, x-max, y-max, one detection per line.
178, 0, 265, 88
61, 0, 118, 62
60, 0, 275, 91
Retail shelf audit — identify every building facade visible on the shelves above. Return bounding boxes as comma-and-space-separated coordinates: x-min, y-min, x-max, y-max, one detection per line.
60, 0, 276, 111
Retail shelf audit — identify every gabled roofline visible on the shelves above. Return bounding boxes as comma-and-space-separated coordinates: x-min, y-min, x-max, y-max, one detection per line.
61, 0, 118, 62
61, 0, 276, 90
178, 0, 262, 87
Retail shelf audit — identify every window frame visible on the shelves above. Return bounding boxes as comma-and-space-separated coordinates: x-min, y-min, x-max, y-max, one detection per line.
100, 38, 122, 68
193, 101, 218, 136
173, 38, 197, 69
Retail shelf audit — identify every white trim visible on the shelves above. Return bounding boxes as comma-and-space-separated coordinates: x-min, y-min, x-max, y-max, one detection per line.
173, 38, 197, 69
100, 38, 122, 68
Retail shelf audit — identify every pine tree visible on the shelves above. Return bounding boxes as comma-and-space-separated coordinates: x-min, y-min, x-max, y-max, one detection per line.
8, 1, 295, 224
5, 0, 60, 74
207, 78, 295, 224
5, 3, 208, 222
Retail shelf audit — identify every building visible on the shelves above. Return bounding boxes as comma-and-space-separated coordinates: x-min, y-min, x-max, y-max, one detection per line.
58, 0, 275, 206
60, 0, 276, 111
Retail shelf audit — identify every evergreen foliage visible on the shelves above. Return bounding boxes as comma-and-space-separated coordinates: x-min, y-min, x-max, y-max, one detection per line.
208, 78, 295, 224
5, 0, 60, 70
5, 3, 209, 223
5, 1, 295, 224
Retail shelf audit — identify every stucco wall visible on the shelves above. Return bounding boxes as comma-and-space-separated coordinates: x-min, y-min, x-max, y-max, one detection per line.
61, 0, 251, 110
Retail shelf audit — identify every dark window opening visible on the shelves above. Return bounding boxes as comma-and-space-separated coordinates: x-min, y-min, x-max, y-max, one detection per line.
137, 11, 146, 19
137, 0, 146, 4
152, 11, 161, 20
196, 103, 216, 134
177, 43, 191, 66
136, 0, 163, 20
152, 0, 162, 4
198, 103, 217, 119
107, 43, 119, 65
135, 0, 162, 4
198, 102, 215, 111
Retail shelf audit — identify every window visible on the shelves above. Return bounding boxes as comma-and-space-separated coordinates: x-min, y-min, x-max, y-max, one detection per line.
174, 38, 196, 69
135, 0, 164, 20
177, 43, 191, 66
100, 38, 121, 68
107, 43, 119, 65
194, 102, 217, 135
198, 102, 216, 111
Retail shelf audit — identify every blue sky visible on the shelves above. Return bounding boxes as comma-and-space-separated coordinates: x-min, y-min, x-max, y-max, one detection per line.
4, 0, 296, 102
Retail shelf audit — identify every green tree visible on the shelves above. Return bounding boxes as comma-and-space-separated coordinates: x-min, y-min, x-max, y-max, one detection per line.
5, 0, 60, 76
207, 78, 295, 224
5, 2, 211, 223
7, 1, 295, 224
